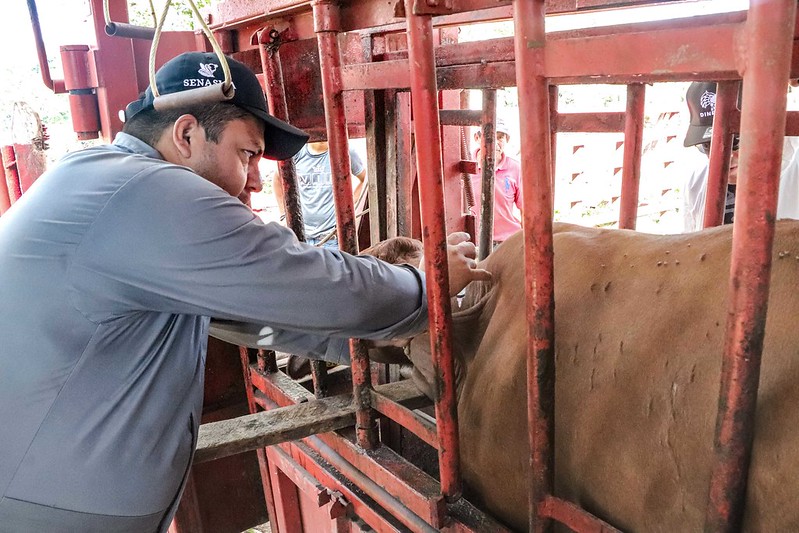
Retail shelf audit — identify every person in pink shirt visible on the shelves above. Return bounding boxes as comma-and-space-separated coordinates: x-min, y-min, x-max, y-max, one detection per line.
471, 118, 523, 248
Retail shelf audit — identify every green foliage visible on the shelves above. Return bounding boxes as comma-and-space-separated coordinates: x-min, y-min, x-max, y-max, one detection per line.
128, 0, 212, 30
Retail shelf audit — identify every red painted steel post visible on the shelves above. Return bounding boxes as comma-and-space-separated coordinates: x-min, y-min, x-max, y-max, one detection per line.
238, 347, 279, 533
0, 150, 13, 214
404, 0, 462, 500
549, 85, 558, 194
704, 1, 797, 531
259, 29, 306, 242
618, 83, 645, 230
60, 45, 101, 140
478, 89, 497, 260
513, 0, 555, 531
312, 0, 378, 447
258, 28, 329, 396
1, 146, 23, 205
703, 80, 738, 229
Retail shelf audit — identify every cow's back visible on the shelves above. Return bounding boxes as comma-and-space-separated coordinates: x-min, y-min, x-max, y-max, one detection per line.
456, 221, 799, 532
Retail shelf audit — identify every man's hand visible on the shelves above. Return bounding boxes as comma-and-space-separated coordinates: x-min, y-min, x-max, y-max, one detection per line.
420, 232, 492, 297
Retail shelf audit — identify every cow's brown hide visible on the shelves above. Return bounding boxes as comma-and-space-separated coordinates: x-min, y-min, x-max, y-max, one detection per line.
404, 221, 799, 532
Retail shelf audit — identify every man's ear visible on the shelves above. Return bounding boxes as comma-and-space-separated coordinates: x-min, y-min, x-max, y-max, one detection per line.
171, 114, 203, 159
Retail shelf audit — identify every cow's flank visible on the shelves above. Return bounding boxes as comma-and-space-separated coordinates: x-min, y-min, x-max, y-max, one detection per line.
404, 221, 799, 532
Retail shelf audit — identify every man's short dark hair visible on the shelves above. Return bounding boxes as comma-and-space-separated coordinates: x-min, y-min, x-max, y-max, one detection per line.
122, 102, 254, 146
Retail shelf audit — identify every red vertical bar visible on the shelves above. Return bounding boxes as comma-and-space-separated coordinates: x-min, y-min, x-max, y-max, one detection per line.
513, 0, 555, 532
312, 1, 357, 252
1, 146, 23, 205
404, 0, 461, 500
312, 0, 377, 447
259, 29, 306, 242
549, 84, 558, 195
168, 472, 204, 533
259, 28, 330, 397
270, 464, 304, 533
618, 83, 645, 230
0, 148, 13, 214
704, 1, 796, 531
478, 90, 497, 260
238, 347, 280, 533
703, 80, 738, 229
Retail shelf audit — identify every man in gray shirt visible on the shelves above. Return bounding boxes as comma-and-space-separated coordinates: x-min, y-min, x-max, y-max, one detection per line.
273, 140, 366, 248
0, 51, 488, 532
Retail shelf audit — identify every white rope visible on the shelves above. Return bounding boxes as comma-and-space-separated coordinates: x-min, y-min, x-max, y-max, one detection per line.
147, 0, 232, 99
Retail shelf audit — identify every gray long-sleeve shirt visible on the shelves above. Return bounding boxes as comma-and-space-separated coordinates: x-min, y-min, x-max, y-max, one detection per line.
0, 133, 428, 532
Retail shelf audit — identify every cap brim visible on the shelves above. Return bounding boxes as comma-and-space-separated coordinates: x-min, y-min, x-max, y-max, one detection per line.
683, 125, 713, 147
240, 104, 309, 160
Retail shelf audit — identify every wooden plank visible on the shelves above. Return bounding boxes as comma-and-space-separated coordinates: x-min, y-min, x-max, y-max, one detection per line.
195, 393, 355, 463
373, 379, 431, 409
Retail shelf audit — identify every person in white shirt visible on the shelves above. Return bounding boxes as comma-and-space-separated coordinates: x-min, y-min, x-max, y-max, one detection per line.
682, 81, 799, 232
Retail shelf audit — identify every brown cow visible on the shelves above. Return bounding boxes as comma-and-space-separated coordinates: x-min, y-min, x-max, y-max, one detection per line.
401, 221, 799, 532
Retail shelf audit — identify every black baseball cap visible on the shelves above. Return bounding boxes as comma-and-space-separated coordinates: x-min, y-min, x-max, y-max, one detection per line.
125, 51, 308, 160
683, 81, 717, 147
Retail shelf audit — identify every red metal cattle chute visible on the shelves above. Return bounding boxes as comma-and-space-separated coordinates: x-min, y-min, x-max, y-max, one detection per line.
17, 0, 799, 531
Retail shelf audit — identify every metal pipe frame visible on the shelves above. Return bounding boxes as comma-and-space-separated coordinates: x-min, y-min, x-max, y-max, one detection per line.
703, 80, 738, 229
1, 146, 23, 206
618, 83, 646, 230
25, 0, 67, 94
312, 0, 378, 446
512, 0, 555, 531
404, 0, 462, 500
704, 1, 797, 530
238, 347, 280, 533
248, 365, 510, 531
478, 90, 497, 260
260, 28, 306, 241
549, 85, 558, 193
258, 26, 331, 398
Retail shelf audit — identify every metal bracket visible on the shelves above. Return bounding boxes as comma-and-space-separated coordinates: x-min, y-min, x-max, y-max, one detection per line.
412, 0, 454, 16
265, 28, 283, 58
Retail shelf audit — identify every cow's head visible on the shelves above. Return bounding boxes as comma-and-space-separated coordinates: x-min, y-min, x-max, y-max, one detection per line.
362, 236, 495, 400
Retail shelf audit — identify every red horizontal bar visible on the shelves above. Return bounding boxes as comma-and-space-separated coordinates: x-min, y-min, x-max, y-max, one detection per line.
556, 112, 625, 133
538, 495, 621, 533
266, 445, 332, 507
371, 390, 440, 449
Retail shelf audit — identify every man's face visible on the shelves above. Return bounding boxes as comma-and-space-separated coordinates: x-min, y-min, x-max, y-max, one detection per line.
192, 115, 265, 198
495, 131, 509, 161
698, 136, 740, 184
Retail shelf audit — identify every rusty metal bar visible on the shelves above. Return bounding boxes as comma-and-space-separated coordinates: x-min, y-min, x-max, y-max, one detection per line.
104, 22, 156, 40
0, 151, 13, 214
258, 27, 331, 397
260, 385, 442, 533
250, 365, 510, 531
257, 349, 279, 374
238, 347, 280, 533
371, 389, 439, 449
478, 90, 497, 260
259, 29, 306, 241
703, 80, 738, 229
25, 0, 66, 93
513, 0, 555, 532
538, 496, 621, 533
549, 85, 558, 193
312, 0, 377, 445
404, 0, 461, 500
618, 83, 645, 230
266, 445, 332, 507
1, 146, 23, 206
440, 109, 483, 126
704, 1, 797, 531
